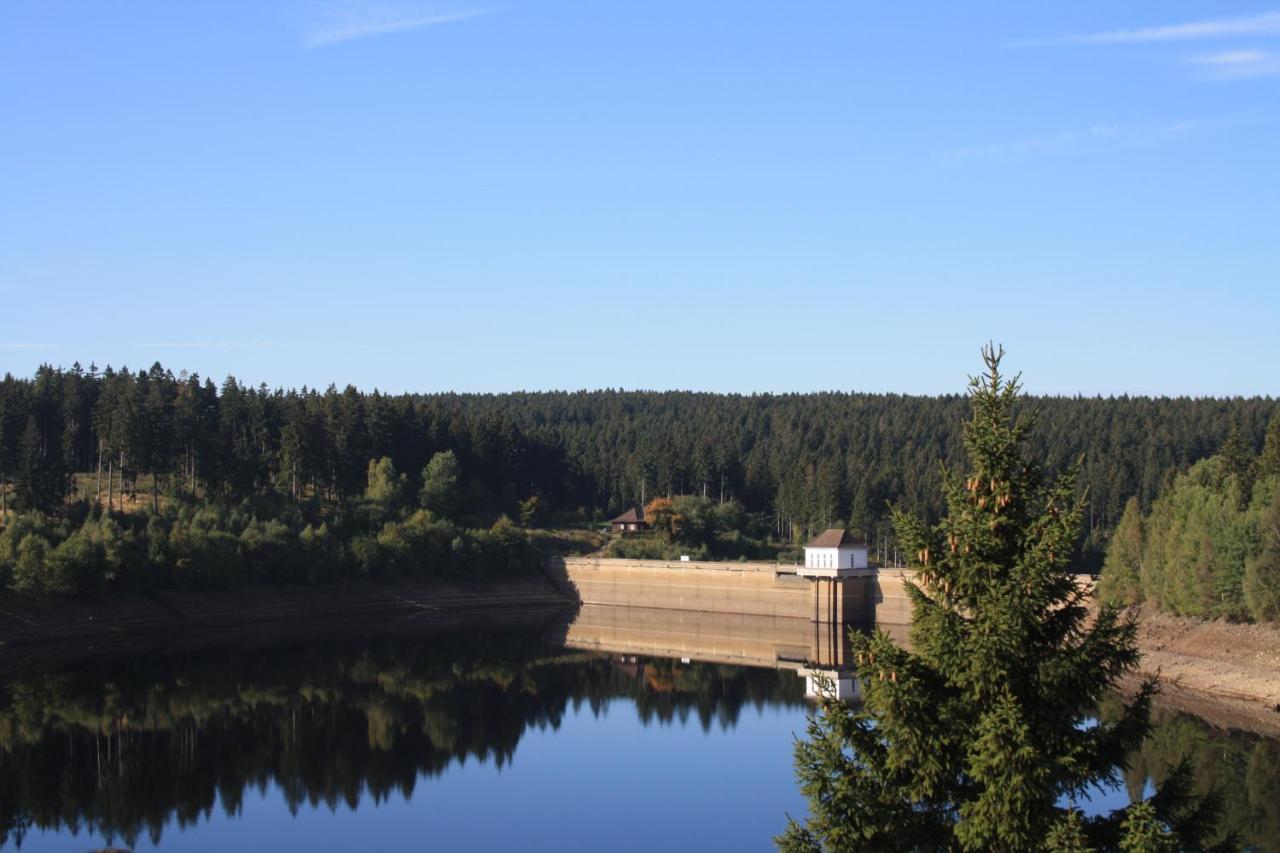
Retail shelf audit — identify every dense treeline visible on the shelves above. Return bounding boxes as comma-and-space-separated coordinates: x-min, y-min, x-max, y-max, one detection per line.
0, 363, 574, 594
432, 388, 1277, 561
0, 494, 541, 596
1, 362, 1275, 580
0, 363, 578, 518
0, 630, 803, 848
1099, 418, 1280, 621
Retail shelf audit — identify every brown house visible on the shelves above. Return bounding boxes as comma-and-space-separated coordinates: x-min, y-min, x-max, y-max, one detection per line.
610, 507, 649, 533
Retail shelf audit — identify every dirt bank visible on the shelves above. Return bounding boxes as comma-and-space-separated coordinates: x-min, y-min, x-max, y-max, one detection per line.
0, 576, 574, 672
3, 575, 1277, 734
1127, 605, 1280, 735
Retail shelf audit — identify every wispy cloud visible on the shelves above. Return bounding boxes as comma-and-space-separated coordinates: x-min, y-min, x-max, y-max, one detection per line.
139, 341, 285, 350
940, 120, 1200, 162
1014, 10, 1280, 47
302, 3, 493, 49
1191, 49, 1270, 65
1188, 49, 1280, 79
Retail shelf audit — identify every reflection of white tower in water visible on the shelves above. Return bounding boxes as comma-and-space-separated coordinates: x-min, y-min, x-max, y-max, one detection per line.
799, 668, 860, 702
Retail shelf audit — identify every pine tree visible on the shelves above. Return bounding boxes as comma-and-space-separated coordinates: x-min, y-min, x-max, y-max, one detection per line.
779, 346, 1225, 852
1219, 424, 1255, 510
1099, 497, 1145, 607
1244, 486, 1280, 622
1257, 412, 1280, 479
15, 415, 66, 514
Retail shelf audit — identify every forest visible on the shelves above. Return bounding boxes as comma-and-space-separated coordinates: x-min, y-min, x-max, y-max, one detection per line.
1098, 417, 1280, 622
0, 361, 1276, 594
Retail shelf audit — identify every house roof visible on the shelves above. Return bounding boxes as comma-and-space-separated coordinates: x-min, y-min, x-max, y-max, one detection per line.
804, 528, 866, 549
611, 507, 645, 524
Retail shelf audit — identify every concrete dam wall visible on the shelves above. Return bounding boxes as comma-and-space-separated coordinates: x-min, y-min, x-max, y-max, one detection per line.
545, 556, 898, 624
544, 557, 1092, 627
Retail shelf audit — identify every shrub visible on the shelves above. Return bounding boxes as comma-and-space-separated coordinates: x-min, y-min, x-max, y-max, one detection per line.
10, 533, 51, 594
45, 531, 101, 596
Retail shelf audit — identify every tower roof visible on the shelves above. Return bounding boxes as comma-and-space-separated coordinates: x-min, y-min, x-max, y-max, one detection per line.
804, 528, 865, 549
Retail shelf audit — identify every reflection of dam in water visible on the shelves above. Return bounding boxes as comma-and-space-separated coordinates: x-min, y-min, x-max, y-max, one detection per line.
543, 557, 923, 700
547, 604, 912, 701
543, 557, 1093, 699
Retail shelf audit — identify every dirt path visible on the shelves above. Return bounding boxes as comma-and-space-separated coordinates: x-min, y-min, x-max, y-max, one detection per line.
1128, 606, 1280, 734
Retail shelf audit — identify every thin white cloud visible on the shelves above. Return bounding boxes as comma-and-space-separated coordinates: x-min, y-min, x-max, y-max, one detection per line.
302, 3, 492, 49
1191, 49, 1269, 65
1015, 10, 1280, 47
140, 341, 284, 350
940, 121, 1200, 162
1188, 49, 1280, 79
0, 343, 57, 350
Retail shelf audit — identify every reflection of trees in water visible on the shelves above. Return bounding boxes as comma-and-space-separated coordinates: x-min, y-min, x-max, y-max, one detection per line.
1133, 711, 1280, 851
1100, 697, 1280, 850
626, 661, 788, 732
0, 633, 805, 848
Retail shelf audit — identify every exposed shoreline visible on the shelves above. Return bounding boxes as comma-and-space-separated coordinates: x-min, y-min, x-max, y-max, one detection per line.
2, 578, 1277, 735
1122, 605, 1280, 736
0, 577, 575, 677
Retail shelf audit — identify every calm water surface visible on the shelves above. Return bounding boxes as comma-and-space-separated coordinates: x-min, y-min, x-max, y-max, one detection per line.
1, 610, 1276, 851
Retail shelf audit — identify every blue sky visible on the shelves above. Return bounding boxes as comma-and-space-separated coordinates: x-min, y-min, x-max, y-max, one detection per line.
2, 2, 1277, 395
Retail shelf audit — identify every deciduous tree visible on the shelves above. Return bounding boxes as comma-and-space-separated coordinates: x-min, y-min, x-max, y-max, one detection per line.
420, 450, 461, 518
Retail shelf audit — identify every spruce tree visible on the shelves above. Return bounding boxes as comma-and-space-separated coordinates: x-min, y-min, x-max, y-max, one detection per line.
1098, 497, 1144, 608
1257, 412, 1280, 479
1244, 487, 1280, 622
779, 346, 1226, 852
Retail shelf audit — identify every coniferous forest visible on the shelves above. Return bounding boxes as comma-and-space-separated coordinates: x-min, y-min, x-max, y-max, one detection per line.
1099, 417, 1280, 622
0, 361, 1277, 596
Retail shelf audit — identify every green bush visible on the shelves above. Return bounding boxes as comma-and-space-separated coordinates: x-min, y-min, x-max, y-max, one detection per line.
45, 531, 101, 596
10, 533, 51, 594
607, 535, 677, 560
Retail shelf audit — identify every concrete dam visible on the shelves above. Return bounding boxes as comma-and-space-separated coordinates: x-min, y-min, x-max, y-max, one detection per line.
542, 556, 923, 699
543, 556, 919, 625
543, 557, 1095, 700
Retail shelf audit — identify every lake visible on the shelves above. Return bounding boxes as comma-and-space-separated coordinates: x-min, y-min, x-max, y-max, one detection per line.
1, 606, 1276, 851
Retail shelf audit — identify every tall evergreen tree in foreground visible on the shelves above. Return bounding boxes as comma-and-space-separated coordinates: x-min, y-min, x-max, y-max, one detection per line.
779, 346, 1227, 852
